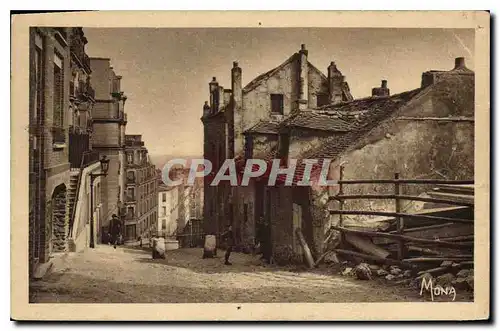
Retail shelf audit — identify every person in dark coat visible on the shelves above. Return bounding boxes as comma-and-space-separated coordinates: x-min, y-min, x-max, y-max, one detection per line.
109, 214, 122, 249
220, 224, 234, 265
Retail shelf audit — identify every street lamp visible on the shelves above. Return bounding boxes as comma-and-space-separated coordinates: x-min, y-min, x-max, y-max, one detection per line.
89, 155, 110, 248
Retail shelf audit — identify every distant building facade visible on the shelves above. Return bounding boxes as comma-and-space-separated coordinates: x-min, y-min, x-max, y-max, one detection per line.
157, 168, 204, 240
124, 135, 158, 242
90, 57, 128, 238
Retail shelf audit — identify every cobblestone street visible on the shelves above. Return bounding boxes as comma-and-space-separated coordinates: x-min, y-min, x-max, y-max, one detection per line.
29, 245, 429, 303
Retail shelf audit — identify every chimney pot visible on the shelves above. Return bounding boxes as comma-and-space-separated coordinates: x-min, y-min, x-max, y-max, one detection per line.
454, 57, 466, 69
301, 44, 306, 50
381, 80, 388, 88
212, 77, 217, 82
233, 61, 239, 68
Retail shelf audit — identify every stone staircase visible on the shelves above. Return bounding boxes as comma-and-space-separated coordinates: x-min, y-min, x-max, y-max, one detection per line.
67, 171, 80, 235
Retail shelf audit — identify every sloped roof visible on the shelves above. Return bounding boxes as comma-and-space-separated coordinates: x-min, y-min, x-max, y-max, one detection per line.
244, 120, 281, 135
283, 110, 358, 132
277, 87, 428, 185
302, 87, 426, 160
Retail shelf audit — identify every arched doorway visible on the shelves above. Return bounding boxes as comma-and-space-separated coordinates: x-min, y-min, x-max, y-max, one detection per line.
51, 184, 67, 253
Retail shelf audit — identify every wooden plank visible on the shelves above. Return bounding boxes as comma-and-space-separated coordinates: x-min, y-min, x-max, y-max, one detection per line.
403, 256, 473, 263
427, 191, 474, 205
330, 194, 474, 207
296, 228, 315, 269
395, 116, 474, 122
434, 184, 475, 194
345, 233, 391, 259
329, 210, 473, 224
338, 179, 474, 185
390, 222, 455, 234
334, 249, 413, 268
407, 245, 441, 256
394, 173, 405, 260
331, 225, 473, 248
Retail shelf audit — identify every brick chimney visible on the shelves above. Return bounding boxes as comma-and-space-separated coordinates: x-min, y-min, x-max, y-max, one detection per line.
328, 61, 344, 103
372, 80, 390, 97
231, 61, 243, 155
298, 44, 309, 110
454, 57, 466, 69
218, 85, 225, 112
202, 101, 210, 117
421, 57, 473, 88
209, 77, 219, 114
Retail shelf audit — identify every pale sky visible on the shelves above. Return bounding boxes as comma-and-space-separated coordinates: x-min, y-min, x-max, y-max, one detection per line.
83, 28, 474, 157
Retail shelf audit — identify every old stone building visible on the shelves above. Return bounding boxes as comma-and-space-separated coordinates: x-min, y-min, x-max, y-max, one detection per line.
29, 27, 72, 276
90, 57, 128, 237
123, 135, 158, 242
243, 57, 475, 264
29, 27, 108, 277
201, 44, 353, 250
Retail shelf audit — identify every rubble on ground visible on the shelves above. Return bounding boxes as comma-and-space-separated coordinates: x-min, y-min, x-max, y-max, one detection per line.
321, 184, 473, 293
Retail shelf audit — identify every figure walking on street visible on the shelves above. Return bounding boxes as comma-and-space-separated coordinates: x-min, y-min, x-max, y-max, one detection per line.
109, 214, 122, 249
220, 224, 234, 265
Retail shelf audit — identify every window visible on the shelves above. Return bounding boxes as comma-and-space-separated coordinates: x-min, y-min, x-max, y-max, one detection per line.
162, 206, 166, 216
317, 93, 329, 107
127, 171, 135, 183
127, 187, 135, 200
270, 94, 284, 114
53, 53, 64, 128
127, 206, 134, 219
127, 152, 133, 164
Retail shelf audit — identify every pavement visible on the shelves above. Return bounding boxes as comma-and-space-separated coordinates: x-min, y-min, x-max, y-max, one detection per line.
29, 244, 428, 303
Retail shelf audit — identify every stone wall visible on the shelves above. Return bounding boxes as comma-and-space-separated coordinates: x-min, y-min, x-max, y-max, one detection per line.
51, 185, 67, 252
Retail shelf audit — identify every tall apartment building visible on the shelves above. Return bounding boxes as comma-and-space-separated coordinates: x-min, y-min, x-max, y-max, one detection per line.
29, 27, 105, 278
90, 57, 128, 237
124, 135, 158, 242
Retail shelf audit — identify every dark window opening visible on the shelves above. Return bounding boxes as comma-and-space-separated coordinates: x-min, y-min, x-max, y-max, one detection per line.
278, 133, 290, 165
245, 135, 254, 160
270, 94, 284, 114
317, 93, 329, 107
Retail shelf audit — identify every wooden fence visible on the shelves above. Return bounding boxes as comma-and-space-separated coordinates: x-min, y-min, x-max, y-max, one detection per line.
327, 165, 474, 268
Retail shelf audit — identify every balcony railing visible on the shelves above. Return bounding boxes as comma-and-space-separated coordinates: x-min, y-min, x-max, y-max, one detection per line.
126, 195, 136, 202
69, 132, 99, 168
127, 177, 136, 184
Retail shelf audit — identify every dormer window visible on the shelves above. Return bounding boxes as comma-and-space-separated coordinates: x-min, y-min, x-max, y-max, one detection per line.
270, 94, 284, 115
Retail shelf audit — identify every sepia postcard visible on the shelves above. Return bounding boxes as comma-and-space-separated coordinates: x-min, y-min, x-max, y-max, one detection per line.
11, 11, 490, 321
